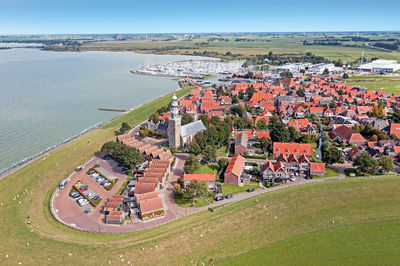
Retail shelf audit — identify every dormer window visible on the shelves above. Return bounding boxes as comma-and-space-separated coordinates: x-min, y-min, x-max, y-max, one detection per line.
277, 149, 280, 152
305, 150, 308, 153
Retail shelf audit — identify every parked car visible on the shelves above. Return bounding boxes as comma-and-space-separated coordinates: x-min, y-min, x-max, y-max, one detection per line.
89, 170, 95, 175
225, 194, 233, 199
91, 195, 100, 201
289, 176, 296, 182
75, 166, 83, 172
215, 196, 224, 201
77, 198, 89, 207
58, 179, 68, 189
70, 192, 80, 198
246, 188, 255, 192
79, 185, 88, 191
121, 167, 129, 172
87, 192, 95, 198
91, 172, 99, 178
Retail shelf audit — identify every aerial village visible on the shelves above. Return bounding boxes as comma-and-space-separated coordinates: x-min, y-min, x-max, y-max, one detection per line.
52, 59, 400, 231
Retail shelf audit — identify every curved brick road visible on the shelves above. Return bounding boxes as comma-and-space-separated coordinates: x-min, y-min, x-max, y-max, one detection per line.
50, 153, 354, 233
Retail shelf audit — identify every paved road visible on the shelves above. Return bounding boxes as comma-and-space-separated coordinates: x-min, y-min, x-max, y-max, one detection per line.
51, 152, 400, 233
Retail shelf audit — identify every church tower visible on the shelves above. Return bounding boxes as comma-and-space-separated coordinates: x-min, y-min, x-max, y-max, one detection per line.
168, 93, 181, 148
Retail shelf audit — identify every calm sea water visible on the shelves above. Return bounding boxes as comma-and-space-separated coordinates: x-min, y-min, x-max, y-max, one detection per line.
0, 48, 204, 173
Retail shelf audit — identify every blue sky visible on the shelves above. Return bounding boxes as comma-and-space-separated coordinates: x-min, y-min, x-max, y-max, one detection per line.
0, 0, 399, 34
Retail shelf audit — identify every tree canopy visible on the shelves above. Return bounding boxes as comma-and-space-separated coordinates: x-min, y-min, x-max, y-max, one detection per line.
182, 180, 209, 204
269, 117, 290, 142
353, 152, 378, 174
202, 145, 217, 162
117, 122, 131, 135
378, 156, 394, 173
323, 146, 344, 166
184, 154, 200, 173
181, 113, 194, 125
101, 141, 143, 170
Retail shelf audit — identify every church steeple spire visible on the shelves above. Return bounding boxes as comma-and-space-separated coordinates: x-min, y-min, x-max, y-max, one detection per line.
168, 93, 181, 148
171, 93, 179, 120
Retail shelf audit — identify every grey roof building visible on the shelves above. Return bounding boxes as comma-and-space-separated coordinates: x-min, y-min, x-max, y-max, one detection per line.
181, 120, 206, 139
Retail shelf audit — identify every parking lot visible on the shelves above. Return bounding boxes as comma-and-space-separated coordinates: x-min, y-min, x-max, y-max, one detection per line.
53, 154, 129, 229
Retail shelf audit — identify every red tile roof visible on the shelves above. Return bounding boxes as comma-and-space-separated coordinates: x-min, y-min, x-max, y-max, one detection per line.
139, 197, 164, 213
310, 162, 325, 173
225, 155, 245, 177
390, 123, 400, 138
135, 182, 157, 194
183, 174, 216, 182
273, 142, 312, 157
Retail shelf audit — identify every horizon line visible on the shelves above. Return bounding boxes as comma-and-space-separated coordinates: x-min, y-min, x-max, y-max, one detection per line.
1, 30, 400, 36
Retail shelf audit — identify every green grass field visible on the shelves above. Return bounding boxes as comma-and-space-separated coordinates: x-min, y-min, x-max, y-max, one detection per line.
349, 75, 400, 80
220, 219, 400, 265
174, 196, 214, 208
220, 183, 260, 195
194, 163, 220, 175
347, 81, 400, 93
81, 35, 400, 62
216, 146, 228, 157
1, 82, 400, 264
324, 167, 339, 178
1, 147, 400, 266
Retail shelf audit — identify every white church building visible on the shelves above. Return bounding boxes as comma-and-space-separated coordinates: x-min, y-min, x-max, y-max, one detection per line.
168, 94, 206, 148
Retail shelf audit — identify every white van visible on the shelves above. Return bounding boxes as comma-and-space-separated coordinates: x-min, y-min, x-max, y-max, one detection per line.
59, 179, 68, 189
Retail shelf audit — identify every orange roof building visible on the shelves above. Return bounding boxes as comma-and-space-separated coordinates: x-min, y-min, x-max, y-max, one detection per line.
183, 174, 216, 190
224, 155, 246, 186
273, 142, 312, 158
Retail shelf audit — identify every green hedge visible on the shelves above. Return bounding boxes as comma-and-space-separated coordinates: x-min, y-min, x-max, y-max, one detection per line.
93, 198, 102, 206
104, 178, 118, 191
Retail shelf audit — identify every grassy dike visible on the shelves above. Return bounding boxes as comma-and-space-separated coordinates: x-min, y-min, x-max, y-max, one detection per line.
0, 86, 192, 260
1, 84, 400, 265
